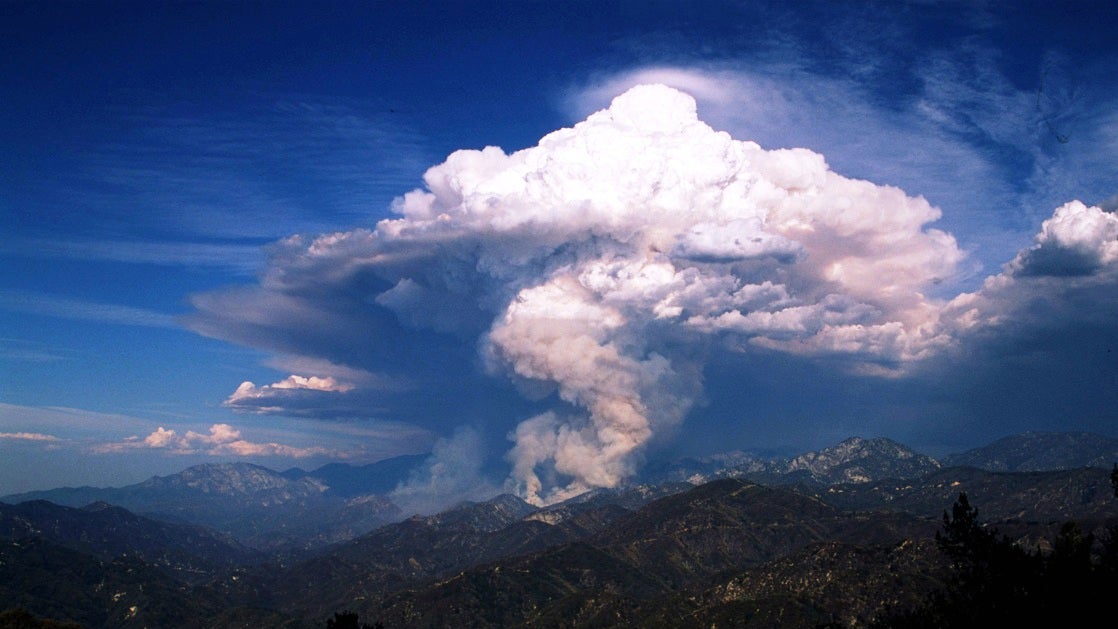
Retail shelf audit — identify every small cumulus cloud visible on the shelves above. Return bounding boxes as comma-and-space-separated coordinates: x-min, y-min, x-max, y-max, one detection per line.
142, 426, 178, 448
1008, 201, 1118, 278
214, 356, 413, 419
224, 374, 355, 416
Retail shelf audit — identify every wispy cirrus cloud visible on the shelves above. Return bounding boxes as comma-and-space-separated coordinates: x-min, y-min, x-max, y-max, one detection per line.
0, 432, 60, 442
0, 402, 155, 441
65, 98, 434, 242
0, 290, 179, 329
0, 338, 72, 363
0, 238, 264, 275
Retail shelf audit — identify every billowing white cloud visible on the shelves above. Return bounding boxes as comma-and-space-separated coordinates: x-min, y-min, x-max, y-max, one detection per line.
142, 426, 178, 448
569, 62, 1118, 287
941, 201, 1118, 340
102, 423, 336, 459
193, 85, 987, 504
390, 85, 973, 502
1008, 201, 1118, 277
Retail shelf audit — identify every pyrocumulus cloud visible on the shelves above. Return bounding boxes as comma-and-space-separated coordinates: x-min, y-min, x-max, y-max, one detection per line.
189, 85, 1118, 504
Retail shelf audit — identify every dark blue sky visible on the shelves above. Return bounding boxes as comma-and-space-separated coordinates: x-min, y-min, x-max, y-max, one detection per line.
2, 1, 1116, 502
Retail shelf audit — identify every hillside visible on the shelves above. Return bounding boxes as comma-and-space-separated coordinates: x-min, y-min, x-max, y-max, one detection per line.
4, 431, 1118, 628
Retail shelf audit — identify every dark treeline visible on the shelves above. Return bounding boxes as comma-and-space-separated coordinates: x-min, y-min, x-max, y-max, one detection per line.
874, 470, 1118, 628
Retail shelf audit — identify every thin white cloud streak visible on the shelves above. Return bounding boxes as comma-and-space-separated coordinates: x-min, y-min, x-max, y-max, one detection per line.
0, 403, 155, 440
0, 338, 71, 363
0, 291, 179, 329
220, 360, 412, 419
0, 239, 264, 274
0, 432, 60, 442
224, 374, 354, 415
261, 355, 413, 391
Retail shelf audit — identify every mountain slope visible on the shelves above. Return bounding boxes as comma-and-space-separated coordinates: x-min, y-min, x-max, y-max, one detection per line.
941, 431, 1118, 471
816, 465, 1118, 522
357, 480, 935, 628
0, 537, 227, 628
0, 500, 255, 582
631, 539, 946, 628
780, 437, 942, 484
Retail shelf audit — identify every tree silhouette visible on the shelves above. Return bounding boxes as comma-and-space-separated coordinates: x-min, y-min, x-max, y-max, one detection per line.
325, 611, 383, 629
934, 492, 993, 565
877, 491, 1118, 628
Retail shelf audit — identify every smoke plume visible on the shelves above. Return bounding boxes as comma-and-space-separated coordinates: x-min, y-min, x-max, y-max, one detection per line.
327, 85, 959, 503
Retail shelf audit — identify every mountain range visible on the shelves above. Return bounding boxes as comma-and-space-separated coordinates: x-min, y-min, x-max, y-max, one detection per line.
2, 461, 404, 553
2, 431, 1117, 627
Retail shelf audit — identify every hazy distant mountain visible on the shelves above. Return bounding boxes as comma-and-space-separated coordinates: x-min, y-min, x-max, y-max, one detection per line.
281, 453, 428, 498
940, 431, 1118, 471
2, 462, 401, 551
3, 462, 326, 512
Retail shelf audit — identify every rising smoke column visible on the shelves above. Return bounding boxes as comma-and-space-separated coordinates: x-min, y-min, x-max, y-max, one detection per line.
361, 85, 964, 504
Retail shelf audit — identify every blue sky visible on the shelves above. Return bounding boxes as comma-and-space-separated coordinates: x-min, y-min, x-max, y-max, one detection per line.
2, 1, 1116, 502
